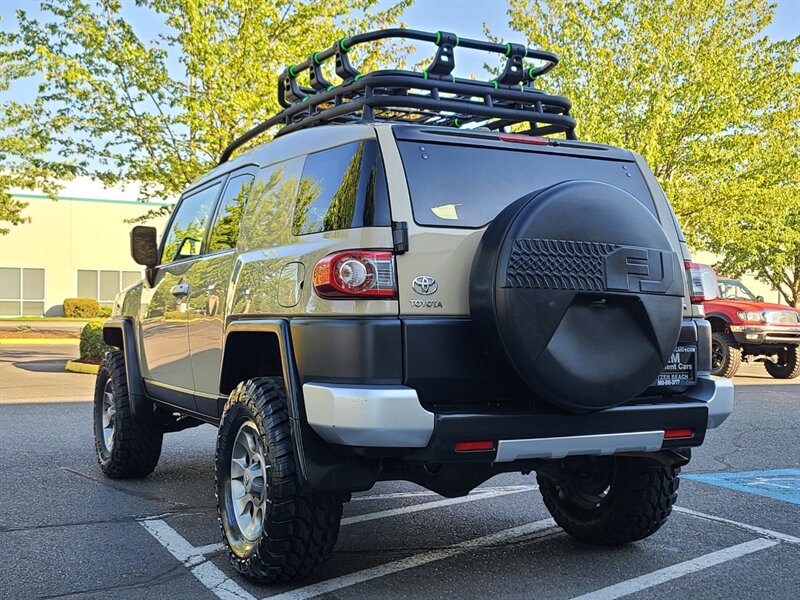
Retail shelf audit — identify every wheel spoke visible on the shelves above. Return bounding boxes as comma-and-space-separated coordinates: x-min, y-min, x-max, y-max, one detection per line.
231, 479, 246, 500
231, 456, 247, 478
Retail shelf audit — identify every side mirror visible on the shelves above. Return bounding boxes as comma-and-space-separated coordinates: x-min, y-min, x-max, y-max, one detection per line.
756, 295, 765, 302
130, 226, 159, 268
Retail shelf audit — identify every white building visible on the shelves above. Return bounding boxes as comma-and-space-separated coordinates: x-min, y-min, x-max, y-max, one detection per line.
0, 178, 172, 316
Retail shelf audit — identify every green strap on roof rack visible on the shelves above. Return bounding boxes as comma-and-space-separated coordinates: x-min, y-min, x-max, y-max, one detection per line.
288, 65, 297, 77
339, 36, 351, 52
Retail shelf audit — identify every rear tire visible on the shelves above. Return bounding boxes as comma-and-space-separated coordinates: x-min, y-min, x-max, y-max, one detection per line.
765, 345, 800, 379
93, 351, 163, 478
711, 331, 742, 378
537, 456, 679, 545
216, 377, 343, 582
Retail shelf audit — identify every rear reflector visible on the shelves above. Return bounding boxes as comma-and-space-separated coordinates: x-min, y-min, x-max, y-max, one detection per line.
455, 440, 495, 452
498, 133, 549, 145
313, 250, 397, 299
684, 262, 718, 304
664, 428, 694, 439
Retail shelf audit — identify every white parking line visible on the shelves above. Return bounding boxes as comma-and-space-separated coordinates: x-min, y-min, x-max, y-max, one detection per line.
141, 519, 257, 600
674, 506, 800, 545
352, 484, 537, 502
264, 519, 559, 600
342, 485, 537, 525
569, 538, 779, 600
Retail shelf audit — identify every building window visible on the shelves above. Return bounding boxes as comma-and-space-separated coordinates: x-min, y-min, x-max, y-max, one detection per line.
77, 270, 141, 305
0, 267, 45, 316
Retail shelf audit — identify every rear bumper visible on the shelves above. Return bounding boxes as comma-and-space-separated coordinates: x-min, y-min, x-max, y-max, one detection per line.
303, 375, 734, 461
729, 325, 800, 345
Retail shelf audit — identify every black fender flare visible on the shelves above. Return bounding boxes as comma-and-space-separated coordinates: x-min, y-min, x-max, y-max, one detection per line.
223, 319, 378, 494
102, 318, 151, 419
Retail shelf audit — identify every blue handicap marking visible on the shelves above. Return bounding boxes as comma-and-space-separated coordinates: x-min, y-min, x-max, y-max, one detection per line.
684, 469, 800, 505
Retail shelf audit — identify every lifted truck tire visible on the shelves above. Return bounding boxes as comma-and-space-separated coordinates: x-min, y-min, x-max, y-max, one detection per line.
711, 331, 742, 378
764, 344, 800, 379
537, 456, 679, 545
93, 352, 163, 478
216, 377, 343, 582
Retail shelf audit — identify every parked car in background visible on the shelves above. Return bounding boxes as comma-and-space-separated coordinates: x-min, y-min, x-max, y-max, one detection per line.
705, 277, 800, 379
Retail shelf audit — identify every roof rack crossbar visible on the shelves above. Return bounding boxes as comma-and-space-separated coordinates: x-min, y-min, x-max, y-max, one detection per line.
220, 28, 576, 164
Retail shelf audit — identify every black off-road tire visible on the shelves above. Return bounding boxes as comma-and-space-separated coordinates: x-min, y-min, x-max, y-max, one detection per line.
537, 457, 679, 545
765, 345, 800, 379
711, 331, 742, 378
216, 377, 343, 582
93, 352, 163, 478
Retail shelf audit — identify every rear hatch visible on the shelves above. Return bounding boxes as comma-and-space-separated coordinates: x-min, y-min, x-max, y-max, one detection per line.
381, 125, 671, 317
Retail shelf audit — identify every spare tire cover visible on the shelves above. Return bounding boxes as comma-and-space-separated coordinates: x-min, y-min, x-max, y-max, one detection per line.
470, 180, 684, 412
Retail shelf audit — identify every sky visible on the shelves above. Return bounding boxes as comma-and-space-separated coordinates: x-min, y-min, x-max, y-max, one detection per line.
2, 0, 798, 80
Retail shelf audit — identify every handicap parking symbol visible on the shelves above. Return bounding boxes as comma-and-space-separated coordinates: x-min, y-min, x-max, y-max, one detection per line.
684, 469, 800, 505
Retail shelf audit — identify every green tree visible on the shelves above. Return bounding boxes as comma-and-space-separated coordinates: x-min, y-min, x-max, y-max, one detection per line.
502, 0, 800, 305
0, 22, 80, 233
1, 0, 410, 228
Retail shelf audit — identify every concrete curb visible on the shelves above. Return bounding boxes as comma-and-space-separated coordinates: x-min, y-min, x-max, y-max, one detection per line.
0, 338, 80, 345
65, 360, 99, 375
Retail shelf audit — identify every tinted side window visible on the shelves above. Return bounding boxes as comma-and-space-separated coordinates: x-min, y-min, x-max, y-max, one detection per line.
292, 140, 389, 235
161, 182, 221, 263
239, 157, 305, 251
207, 174, 254, 253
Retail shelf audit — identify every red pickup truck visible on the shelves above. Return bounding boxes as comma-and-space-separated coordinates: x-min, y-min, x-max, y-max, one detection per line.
704, 277, 800, 378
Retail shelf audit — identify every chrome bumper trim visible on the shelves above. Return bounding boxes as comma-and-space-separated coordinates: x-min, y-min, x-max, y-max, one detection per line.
302, 383, 434, 447
494, 430, 665, 462
686, 375, 734, 429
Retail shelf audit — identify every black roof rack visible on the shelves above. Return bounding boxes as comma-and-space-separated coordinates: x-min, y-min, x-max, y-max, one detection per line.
219, 28, 577, 164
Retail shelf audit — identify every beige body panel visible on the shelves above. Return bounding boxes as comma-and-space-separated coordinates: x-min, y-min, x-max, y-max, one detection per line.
139, 260, 197, 397
375, 125, 478, 317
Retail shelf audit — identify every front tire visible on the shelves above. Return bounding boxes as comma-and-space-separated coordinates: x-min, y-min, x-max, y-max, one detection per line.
216, 377, 343, 582
93, 351, 163, 478
537, 456, 679, 545
765, 345, 800, 379
711, 331, 742, 378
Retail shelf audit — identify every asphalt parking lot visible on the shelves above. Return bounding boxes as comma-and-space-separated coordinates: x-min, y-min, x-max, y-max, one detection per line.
1, 344, 798, 600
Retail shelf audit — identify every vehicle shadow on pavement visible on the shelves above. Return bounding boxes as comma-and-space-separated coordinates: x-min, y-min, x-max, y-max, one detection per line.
12, 358, 70, 372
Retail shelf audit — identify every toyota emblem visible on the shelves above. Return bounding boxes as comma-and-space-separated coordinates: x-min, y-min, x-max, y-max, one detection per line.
412, 275, 438, 295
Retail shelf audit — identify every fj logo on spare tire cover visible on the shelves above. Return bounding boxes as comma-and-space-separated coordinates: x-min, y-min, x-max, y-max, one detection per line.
505, 238, 675, 294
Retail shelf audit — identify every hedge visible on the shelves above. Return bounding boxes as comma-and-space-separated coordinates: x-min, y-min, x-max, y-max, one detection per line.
79, 320, 115, 362
64, 297, 100, 318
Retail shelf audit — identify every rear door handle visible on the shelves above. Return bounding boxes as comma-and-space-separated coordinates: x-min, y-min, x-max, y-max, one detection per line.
170, 283, 190, 298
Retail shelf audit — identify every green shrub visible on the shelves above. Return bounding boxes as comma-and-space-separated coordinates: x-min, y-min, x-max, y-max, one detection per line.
98, 306, 113, 318
64, 297, 100, 318
79, 320, 114, 362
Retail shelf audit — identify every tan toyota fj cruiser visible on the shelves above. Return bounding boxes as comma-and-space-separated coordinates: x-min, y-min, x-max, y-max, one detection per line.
93, 29, 733, 582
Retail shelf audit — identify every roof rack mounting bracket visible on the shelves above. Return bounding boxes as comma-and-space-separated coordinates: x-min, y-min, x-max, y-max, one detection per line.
309, 53, 334, 91
426, 31, 458, 78
335, 39, 360, 82
496, 42, 527, 86
279, 67, 308, 108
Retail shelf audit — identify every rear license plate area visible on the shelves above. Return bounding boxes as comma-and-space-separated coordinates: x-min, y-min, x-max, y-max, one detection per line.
656, 345, 697, 386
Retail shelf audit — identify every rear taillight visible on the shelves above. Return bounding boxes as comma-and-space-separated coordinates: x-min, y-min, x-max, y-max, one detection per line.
313, 251, 397, 299
684, 262, 718, 304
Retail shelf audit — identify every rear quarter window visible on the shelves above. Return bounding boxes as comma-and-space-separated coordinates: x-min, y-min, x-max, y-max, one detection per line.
397, 141, 655, 228
292, 140, 390, 235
